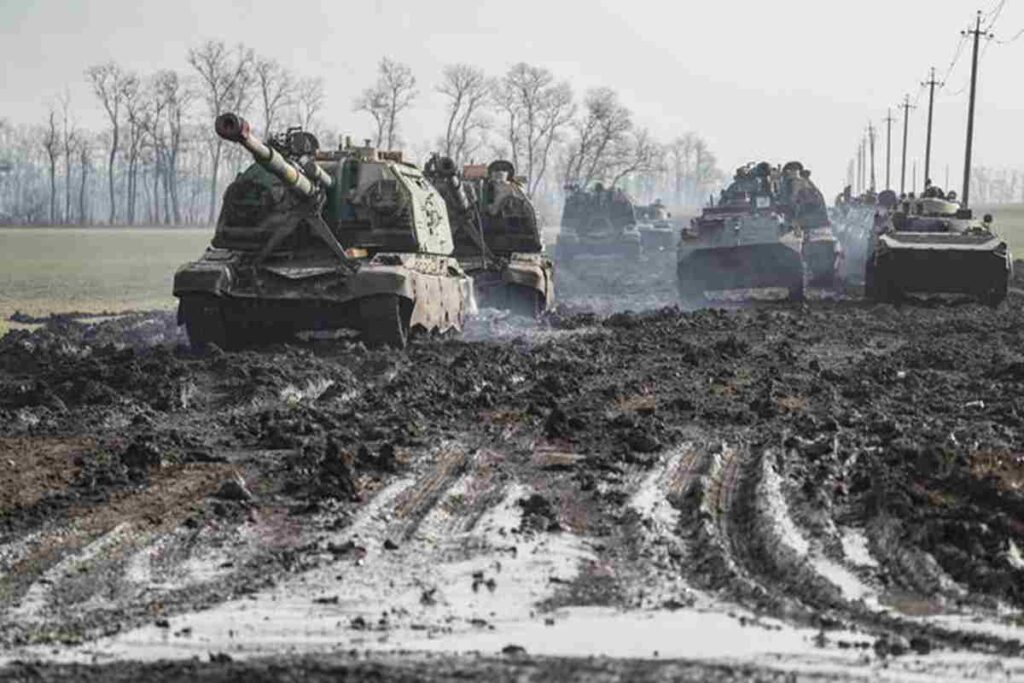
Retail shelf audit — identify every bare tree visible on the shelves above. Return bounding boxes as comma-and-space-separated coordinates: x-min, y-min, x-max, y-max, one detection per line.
494, 63, 574, 197
608, 128, 662, 187
355, 57, 417, 149
137, 74, 172, 225
86, 62, 134, 224
691, 138, 722, 205
78, 135, 91, 224
151, 70, 193, 224
57, 90, 78, 224
188, 40, 254, 223
253, 56, 294, 135
353, 87, 387, 147
43, 106, 60, 224
668, 134, 696, 206
122, 77, 148, 224
437, 64, 490, 163
562, 87, 632, 188
294, 76, 325, 131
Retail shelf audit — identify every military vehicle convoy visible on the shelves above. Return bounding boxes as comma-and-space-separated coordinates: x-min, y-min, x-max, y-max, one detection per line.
424, 156, 553, 315
173, 113, 473, 349
555, 184, 643, 263
865, 187, 1011, 305
677, 161, 841, 304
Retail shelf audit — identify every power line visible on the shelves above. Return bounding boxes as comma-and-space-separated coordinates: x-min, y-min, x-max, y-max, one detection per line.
995, 26, 1024, 44
946, 15, 996, 97
910, 81, 928, 108
983, 0, 1006, 31
939, 34, 968, 85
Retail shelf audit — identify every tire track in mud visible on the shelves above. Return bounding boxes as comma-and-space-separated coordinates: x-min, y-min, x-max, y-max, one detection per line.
14, 441, 598, 661
668, 436, 1024, 656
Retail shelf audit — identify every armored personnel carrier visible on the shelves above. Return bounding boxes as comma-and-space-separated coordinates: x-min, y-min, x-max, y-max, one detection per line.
173, 113, 473, 349
424, 156, 553, 315
635, 199, 676, 252
678, 161, 832, 304
555, 184, 642, 263
865, 188, 1011, 305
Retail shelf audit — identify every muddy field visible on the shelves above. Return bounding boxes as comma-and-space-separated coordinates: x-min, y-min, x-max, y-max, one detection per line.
1, 260, 1024, 681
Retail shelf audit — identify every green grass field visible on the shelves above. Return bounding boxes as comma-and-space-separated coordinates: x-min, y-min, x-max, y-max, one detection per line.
0, 227, 212, 336
978, 204, 1024, 256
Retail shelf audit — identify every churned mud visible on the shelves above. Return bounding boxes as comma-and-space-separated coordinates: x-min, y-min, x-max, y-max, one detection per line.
2, 266, 1024, 680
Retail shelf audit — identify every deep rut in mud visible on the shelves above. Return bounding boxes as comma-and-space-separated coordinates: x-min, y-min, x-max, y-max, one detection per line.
3, 283, 1024, 680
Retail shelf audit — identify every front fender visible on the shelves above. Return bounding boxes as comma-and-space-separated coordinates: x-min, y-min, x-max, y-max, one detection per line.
172, 262, 232, 297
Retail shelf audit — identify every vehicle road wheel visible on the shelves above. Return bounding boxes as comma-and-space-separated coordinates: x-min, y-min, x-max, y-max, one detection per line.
181, 296, 232, 350
360, 294, 410, 349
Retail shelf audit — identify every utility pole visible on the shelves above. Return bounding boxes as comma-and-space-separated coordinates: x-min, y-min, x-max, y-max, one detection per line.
898, 94, 915, 195
913, 160, 917, 194
856, 139, 863, 194
961, 11, 991, 209
883, 108, 895, 190
922, 67, 942, 189
867, 122, 877, 191
860, 134, 868, 192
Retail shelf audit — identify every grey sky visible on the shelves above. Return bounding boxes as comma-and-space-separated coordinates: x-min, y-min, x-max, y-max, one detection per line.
1, 0, 1022, 199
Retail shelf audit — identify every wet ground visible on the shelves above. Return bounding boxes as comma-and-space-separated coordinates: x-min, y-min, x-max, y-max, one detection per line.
1, 258, 1024, 681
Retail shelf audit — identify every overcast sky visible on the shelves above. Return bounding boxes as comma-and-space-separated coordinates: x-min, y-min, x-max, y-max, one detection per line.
1, 0, 1022, 199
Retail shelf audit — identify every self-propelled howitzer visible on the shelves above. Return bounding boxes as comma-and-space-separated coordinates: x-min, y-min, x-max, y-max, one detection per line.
424, 156, 553, 315
173, 114, 473, 348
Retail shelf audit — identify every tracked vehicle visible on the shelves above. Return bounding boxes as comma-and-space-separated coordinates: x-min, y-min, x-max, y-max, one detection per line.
865, 191, 1010, 305
635, 200, 676, 252
555, 184, 642, 263
678, 161, 831, 304
173, 114, 473, 349
424, 156, 553, 316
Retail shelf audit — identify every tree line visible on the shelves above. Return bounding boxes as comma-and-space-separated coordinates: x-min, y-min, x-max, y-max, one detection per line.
969, 167, 1024, 206
0, 39, 728, 227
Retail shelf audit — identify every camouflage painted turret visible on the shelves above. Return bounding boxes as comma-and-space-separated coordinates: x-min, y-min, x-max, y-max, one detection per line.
865, 188, 1010, 305
173, 113, 473, 348
424, 156, 553, 315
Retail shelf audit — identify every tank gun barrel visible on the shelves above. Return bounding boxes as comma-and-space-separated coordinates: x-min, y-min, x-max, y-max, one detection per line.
215, 113, 331, 198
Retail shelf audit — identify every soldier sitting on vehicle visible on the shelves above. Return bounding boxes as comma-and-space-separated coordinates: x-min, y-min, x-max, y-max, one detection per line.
922, 180, 947, 200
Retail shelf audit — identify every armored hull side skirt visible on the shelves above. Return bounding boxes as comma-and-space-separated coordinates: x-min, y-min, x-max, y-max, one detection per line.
175, 262, 471, 347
